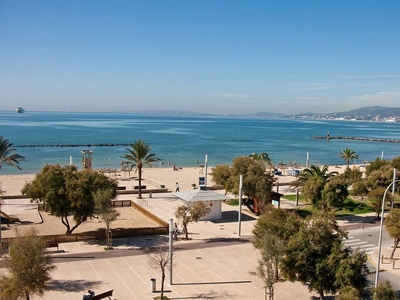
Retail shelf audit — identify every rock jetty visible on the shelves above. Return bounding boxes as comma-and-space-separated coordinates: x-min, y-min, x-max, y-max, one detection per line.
312, 136, 400, 143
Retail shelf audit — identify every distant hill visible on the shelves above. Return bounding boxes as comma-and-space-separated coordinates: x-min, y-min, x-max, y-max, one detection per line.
292, 106, 400, 120
246, 111, 286, 118
326, 106, 400, 119
117, 106, 400, 121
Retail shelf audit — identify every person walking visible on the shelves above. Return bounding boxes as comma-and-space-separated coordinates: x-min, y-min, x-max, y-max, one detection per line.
175, 182, 180, 192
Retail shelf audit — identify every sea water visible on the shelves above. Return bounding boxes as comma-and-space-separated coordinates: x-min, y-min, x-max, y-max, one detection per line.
1, 111, 400, 175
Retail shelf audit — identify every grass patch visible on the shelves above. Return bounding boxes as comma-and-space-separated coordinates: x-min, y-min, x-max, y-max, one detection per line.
224, 198, 239, 206
333, 198, 374, 215
282, 194, 307, 203
287, 197, 374, 217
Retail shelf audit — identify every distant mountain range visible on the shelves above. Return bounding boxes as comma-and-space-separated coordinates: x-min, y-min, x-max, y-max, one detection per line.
247, 106, 400, 121
133, 106, 400, 121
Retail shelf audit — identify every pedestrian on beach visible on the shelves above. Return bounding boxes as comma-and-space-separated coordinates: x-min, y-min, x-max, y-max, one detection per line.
175, 182, 180, 192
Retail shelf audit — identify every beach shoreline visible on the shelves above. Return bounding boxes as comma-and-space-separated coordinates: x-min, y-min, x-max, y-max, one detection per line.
0, 163, 360, 196
0, 163, 363, 240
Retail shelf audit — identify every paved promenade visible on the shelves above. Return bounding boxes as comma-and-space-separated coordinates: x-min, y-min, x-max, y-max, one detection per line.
1, 189, 400, 299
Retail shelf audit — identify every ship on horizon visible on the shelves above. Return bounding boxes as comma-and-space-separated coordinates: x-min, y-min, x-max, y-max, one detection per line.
15, 107, 25, 113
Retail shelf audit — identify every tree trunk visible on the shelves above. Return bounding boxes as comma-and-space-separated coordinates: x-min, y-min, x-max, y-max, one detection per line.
268, 286, 274, 300
274, 261, 279, 281
390, 238, 399, 259
319, 290, 325, 300
138, 166, 142, 199
183, 223, 188, 240
161, 271, 165, 299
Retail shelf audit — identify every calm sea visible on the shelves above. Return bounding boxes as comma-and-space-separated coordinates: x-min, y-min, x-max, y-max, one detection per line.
1, 111, 400, 175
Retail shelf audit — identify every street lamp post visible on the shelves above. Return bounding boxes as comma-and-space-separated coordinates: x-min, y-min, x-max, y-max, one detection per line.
375, 179, 400, 287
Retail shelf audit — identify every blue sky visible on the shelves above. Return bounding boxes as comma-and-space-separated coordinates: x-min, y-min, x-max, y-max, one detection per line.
1, 1, 400, 115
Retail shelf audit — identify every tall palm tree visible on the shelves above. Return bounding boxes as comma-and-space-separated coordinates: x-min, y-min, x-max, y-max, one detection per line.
0, 136, 26, 171
339, 148, 359, 168
122, 140, 160, 199
249, 152, 273, 169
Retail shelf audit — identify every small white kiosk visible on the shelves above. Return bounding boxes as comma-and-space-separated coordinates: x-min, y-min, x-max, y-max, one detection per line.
173, 189, 231, 221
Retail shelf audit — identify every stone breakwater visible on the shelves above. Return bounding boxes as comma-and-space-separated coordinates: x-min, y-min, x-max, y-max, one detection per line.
312, 136, 400, 143
15, 143, 131, 148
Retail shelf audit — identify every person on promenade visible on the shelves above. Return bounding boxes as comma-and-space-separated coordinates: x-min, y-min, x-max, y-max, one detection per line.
173, 222, 179, 240
175, 182, 180, 192
83, 290, 95, 299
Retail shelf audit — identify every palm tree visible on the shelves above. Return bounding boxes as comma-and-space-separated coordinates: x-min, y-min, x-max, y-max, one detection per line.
0, 136, 26, 171
339, 148, 359, 168
122, 140, 160, 198
293, 165, 338, 187
292, 165, 338, 208
249, 152, 273, 169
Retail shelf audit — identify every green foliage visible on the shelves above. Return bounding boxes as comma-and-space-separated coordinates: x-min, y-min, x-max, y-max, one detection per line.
333, 248, 368, 295
231, 156, 274, 200
292, 165, 339, 209
250, 234, 279, 300
0, 135, 26, 171
122, 139, 160, 198
224, 198, 239, 206
390, 156, 400, 170
371, 281, 397, 300
175, 201, 211, 240
252, 206, 302, 250
0, 228, 55, 300
340, 167, 363, 186
249, 152, 273, 168
384, 208, 400, 259
336, 286, 360, 300
22, 164, 117, 234
339, 148, 359, 168
252, 207, 303, 298
333, 198, 374, 215
280, 212, 368, 299
321, 176, 349, 209
212, 155, 275, 208
211, 164, 232, 191
365, 158, 391, 176
282, 196, 374, 216
93, 188, 119, 250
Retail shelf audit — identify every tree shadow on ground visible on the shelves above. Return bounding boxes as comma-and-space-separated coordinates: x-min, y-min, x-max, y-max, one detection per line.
170, 289, 236, 299
83, 234, 169, 249
47, 279, 103, 292
210, 211, 256, 224
204, 237, 251, 244
336, 214, 378, 224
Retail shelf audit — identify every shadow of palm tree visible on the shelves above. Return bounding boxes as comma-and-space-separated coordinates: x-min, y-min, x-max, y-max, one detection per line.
47, 279, 103, 292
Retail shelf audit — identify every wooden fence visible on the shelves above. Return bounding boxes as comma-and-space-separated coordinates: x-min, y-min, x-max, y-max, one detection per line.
1, 200, 169, 248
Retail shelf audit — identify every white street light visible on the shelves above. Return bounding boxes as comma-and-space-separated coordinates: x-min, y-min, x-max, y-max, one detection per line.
238, 175, 243, 236
169, 218, 173, 285
375, 179, 400, 287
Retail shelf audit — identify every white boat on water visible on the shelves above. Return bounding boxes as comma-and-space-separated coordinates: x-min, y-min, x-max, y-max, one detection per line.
15, 107, 25, 113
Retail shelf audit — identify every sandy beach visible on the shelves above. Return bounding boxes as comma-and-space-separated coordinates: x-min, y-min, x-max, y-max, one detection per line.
0, 163, 360, 239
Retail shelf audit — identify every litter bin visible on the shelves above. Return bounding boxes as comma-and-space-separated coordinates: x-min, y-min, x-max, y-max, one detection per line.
149, 192, 152, 198
150, 278, 156, 292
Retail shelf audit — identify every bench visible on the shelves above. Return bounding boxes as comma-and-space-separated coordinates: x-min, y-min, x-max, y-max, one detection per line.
46, 241, 59, 250
91, 289, 113, 300
133, 185, 146, 190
